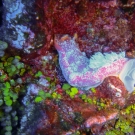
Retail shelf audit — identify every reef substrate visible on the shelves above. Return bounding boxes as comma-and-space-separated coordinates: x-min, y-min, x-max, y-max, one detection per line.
0, 0, 135, 135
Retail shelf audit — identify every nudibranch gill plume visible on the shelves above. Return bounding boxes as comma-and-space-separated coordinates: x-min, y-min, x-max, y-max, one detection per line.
55, 35, 135, 92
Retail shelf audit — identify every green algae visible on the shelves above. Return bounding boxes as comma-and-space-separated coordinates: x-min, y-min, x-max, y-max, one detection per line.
105, 103, 135, 135
35, 71, 43, 78
62, 83, 71, 90
34, 90, 52, 103
0, 52, 33, 134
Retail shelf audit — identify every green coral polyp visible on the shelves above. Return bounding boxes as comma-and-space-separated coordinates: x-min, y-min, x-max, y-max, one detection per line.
5, 99, 13, 106
10, 79, 15, 86
34, 96, 43, 103
35, 90, 52, 103
0, 63, 4, 69
15, 56, 21, 60
125, 104, 135, 114
20, 68, 26, 76
115, 119, 134, 133
5, 82, 11, 89
35, 71, 43, 77
46, 77, 51, 82
0, 52, 35, 134
66, 87, 78, 98
1, 56, 26, 79
106, 103, 135, 134
62, 83, 71, 90
62, 83, 79, 98
9, 91, 18, 102
0, 74, 7, 82
16, 62, 24, 69
90, 87, 96, 93
7, 57, 14, 63
52, 92, 61, 99
35, 90, 62, 103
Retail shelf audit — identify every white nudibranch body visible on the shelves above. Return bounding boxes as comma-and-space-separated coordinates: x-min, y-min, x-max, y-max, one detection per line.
119, 59, 135, 92
55, 35, 135, 92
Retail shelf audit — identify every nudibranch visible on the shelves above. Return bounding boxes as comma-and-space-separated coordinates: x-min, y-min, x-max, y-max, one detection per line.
55, 35, 135, 92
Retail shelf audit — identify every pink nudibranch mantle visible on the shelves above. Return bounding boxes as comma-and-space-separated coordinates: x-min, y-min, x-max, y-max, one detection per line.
55, 35, 135, 92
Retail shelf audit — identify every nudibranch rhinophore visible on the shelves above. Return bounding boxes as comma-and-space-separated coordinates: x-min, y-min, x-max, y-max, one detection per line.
54, 35, 135, 92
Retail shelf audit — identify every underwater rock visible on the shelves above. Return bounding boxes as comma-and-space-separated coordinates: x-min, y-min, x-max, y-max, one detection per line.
96, 76, 128, 107
38, 77, 49, 87
85, 109, 118, 128
126, 50, 135, 58
18, 84, 44, 134
1, 0, 41, 53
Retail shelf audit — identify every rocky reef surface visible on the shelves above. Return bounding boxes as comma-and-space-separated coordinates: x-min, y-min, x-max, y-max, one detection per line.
0, 0, 135, 135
